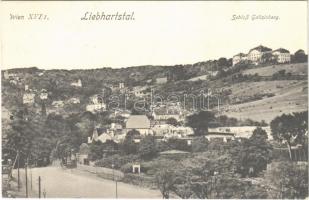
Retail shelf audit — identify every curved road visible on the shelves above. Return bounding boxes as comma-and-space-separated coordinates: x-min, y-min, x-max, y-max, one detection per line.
16, 166, 162, 198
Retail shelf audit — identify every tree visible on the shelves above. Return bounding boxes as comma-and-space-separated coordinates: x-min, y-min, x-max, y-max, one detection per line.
121, 130, 140, 155
217, 57, 229, 70
192, 136, 209, 152
186, 111, 215, 135
166, 117, 179, 127
265, 161, 308, 199
270, 111, 308, 160
238, 128, 273, 177
138, 135, 157, 159
155, 160, 179, 199
252, 127, 268, 140
293, 49, 308, 63
167, 138, 191, 151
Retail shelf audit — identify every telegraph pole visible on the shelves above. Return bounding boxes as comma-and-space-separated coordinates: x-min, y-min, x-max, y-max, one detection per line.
17, 151, 20, 191
30, 166, 32, 190
38, 176, 41, 198
25, 158, 28, 198
115, 179, 118, 199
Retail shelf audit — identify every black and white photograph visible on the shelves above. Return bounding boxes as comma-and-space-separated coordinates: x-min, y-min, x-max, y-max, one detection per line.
1, 1, 308, 199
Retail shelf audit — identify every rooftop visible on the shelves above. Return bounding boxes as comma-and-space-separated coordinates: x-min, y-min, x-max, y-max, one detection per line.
273, 48, 290, 53
249, 45, 272, 53
126, 115, 150, 129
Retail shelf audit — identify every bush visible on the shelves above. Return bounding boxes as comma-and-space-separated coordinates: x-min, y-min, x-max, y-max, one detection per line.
95, 154, 140, 169
120, 163, 133, 173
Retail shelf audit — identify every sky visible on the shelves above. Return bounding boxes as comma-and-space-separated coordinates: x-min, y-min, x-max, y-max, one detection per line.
1, 1, 307, 70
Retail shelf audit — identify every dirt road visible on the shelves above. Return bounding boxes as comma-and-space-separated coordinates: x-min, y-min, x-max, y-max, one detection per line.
15, 166, 162, 198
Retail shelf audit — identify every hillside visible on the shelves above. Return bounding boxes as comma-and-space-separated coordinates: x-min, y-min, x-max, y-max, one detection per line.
242, 63, 307, 76
220, 80, 308, 122
2, 62, 308, 124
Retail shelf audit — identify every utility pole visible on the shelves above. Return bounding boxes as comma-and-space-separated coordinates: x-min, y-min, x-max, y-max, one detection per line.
17, 151, 20, 191
30, 166, 32, 190
115, 179, 118, 199
38, 176, 41, 198
25, 158, 28, 198
217, 97, 220, 112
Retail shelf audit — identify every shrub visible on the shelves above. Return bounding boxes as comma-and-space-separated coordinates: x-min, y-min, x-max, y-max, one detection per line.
95, 154, 140, 169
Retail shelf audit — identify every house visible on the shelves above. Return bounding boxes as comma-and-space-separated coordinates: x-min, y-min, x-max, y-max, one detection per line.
71, 79, 82, 87
3, 71, 9, 79
68, 97, 80, 104
23, 93, 35, 104
156, 77, 168, 84
86, 104, 106, 113
152, 107, 182, 121
52, 100, 64, 108
132, 86, 148, 97
233, 53, 247, 66
110, 123, 123, 130
86, 95, 106, 113
9, 79, 18, 85
208, 126, 272, 140
119, 82, 125, 89
119, 110, 131, 118
247, 45, 272, 64
40, 89, 48, 100
152, 124, 176, 136
4, 72, 17, 80
205, 132, 235, 142
125, 115, 152, 135
272, 48, 291, 63
91, 127, 112, 143
152, 124, 193, 137
77, 143, 90, 165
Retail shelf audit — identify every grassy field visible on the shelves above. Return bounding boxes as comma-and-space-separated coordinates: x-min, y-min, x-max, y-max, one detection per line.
242, 63, 307, 76
220, 80, 308, 123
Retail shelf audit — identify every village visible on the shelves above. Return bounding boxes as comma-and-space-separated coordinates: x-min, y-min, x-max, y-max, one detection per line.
1, 45, 308, 199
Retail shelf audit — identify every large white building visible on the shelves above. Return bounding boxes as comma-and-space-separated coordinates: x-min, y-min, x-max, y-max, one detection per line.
247, 45, 273, 63
125, 115, 152, 135
272, 48, 291, 63
233, 45, 291, 66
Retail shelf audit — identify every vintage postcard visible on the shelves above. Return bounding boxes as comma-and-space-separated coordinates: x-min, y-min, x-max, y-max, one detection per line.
1, 1, 308, 199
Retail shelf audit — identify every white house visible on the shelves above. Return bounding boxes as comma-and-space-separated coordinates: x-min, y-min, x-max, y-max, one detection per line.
119, 82, 125, 89
3, 71, 10, 79
152, 107, 182, 121
86, 95, 106, 113
132, 86, 148, 97
71, 79, 82, 87
208, 126, 272, 140
247, 45, 272, 64
272, 48, 291, 63
205, 132, 235, 142
126, 115, 152, 135
23, 93, 35, 104
40, 89, 48, 100
232, 53, 247, 66
156, 77, 168, 84
52, 100, 64, 108
68, 97, 80, 104
86, 104, 106, 113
